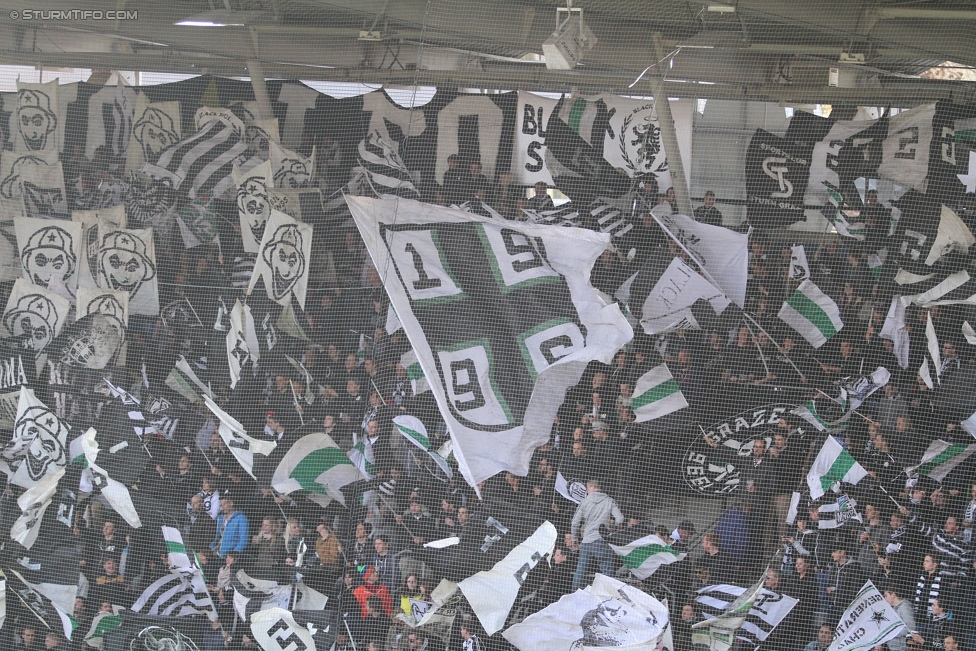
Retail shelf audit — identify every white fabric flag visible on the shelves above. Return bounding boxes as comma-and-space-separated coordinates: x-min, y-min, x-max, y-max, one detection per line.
503, 573, 669, 651
693, 583, 799, 650
347, 195, 632, 489
250, 607, 317, 651
83, 225, 159, 316
880, 297, 910, 369
652, 210, 749, 307
7, 386, 70, 489
807, 435, 869, 500
459, 520, 557, 635
963, 321, 976, 346
233, 160, 274, 253
828, 581, 905, 651
640, 257, 730, 335
204, 395, 275, 479
131, 570, 216, 620
789, 244, 810, 281
691, 578, 766, 651
925, 204, 975, 267
269, 140, 315, 190
10, 466, 64, 549
162, 525, 193, 571
0, 149, 67, 218
14, 80, 64, 153
15, 218, 82, 299
925, 311, 942, 385
125, 94, 181, 174
1, 278, 70, 353
877, 103, 936, 193
76, 288, 129, 367
631, 364, 689, 422
79, 427, 142, 528
246, 209, 313, 309
226, 299, 260, 389
778, 279, 844, 349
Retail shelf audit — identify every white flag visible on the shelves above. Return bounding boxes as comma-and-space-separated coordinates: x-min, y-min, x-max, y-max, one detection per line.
250, 607, 317, 651
778, 279, 844, 349
6, 386, 70, 489
807, 436, 869, 500
460, 520, 557, 635
631, 364, 689, 422
246, 209, 313, 309
639, 257, 730, 335
204, 395, 275, 479
788, 244, 810, 281
828, 581, 905, 651
226, 299, 260, 389
925, 204, 975, 266
162, 525, 193, 571
10, 466, 64, 549
691, 577, 766, 651
1, 278, 70, 353
693, 583, 799, 650
880, 297, 910, 369
503, 573, 669, 651
925, 311, 942, 384
79, 427, 141, 528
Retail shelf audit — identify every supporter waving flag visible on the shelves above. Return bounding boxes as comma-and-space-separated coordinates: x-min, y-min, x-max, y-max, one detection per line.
807, 436, 869, 500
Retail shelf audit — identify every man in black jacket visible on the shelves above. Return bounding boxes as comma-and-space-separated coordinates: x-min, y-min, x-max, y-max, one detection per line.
827, 541, 864, 625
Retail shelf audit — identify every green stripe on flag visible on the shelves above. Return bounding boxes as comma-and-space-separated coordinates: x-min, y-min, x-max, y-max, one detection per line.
397, 424, 430, 449
620, 544, 677, 570
406, 363, 424, 381
956, 129, 976, 144
819, 449, 858, 493
291, 447, 353, 493
567, 98, 586, 134
165, 540, 186, 555
85, 615, 122, 641
916, 444, 970, 476
787, 290, 838, 340
631, 379, 680, 410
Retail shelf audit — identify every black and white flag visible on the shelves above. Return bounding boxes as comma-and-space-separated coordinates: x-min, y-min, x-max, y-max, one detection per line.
125, 94, 182, 174
789, 244, 810, 281
143, 107, 259, 201
347, 195, 632, 489
15, 219, 82, 299
78, 427, 142, 528
83, 226, 159, 316
2, 278, 70, 353
247, 209, 313, 309
0, 150, 68, 219
270, 140, 314, 190
10, 466, 64, 549
350, 130, 419, 198
695, 583, 799, 650
4, 386, 70, 489
13, 80, 62, 153
131, 570, 216, 621
226, 299, 260, 389
233, 160, 274, 253
5, 568, 77, 640
204, 395, 275, 479
745, 130, 812, 227
72, 204, 126, 231
75, 288, 128, 367
249, 607, 316, 651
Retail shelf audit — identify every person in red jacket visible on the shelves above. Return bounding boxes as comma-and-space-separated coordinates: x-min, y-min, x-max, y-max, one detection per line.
353, 566, 393, 618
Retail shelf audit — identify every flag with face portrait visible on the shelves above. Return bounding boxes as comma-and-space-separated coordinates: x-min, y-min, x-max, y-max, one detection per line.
347, 195, 632, 489
0, 150, 68, 219
13, 80, 62, 154
15, 218, 82, 299
2, 278, 70, 354
247, 209, 313, 309
83, 225, 159, 316
226, 299, 260, 389
75, 288, 128, 367
233, 160, 274, 253
4, 386, 70, 489
125, 95, 182, 175
269, 140, 314, 190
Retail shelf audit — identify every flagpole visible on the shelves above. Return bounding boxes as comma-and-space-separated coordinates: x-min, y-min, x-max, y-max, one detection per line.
288, 380, 305, 426
742, 319, 772, 378
648, 210, 728, 295
742, 312, 807, 382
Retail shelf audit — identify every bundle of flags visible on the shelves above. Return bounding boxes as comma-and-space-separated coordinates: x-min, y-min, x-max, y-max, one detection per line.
692, 579, 798, 651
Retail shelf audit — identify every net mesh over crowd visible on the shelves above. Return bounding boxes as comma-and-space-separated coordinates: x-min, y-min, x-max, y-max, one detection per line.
1, 3, 976, 651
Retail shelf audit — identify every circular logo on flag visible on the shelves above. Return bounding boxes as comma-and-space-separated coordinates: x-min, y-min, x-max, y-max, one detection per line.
566, 477, 588, 503
683, 402, 806, 496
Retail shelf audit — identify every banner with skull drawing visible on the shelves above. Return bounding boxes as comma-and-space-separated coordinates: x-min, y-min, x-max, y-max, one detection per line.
247, 210, 312, 309
13, 80, 62, 154
3, 386, 70, 489
2, 279, 70, 354
83, 225, 159, 316
125, 95, 182, 175
76, 287, 128, 367
226, 299, 260, 389
15, 218, 82, 299
0, 150, 68, 219
269, 140, 314, 190
233, 160, 273, 253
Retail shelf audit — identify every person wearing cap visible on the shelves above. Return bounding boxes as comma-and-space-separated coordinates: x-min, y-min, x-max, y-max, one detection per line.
211, 493, 249, 558
827, 540, 864, 624
570, 478, 624, 590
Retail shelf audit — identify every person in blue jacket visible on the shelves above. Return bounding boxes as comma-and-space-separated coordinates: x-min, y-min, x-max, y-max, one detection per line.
211, 493, 249, 558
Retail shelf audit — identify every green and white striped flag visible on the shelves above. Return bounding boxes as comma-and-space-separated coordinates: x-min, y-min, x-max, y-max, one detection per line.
631, 364, 688, 423
83, 611, 122, 649
807, 435, 869, 500
608, 533, 686, 580
348, 435, 377, 480
162, 525, 192, 571
827, 190, 867, 241
272, 432, 362, 507
791, 400, 850, 432
908, 439, 976, 484
394, 414, 452, 478
778, 279, 844, 349
400, 348, 430, 395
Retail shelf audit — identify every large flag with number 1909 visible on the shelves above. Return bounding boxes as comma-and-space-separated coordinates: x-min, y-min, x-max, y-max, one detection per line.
346, 196, 632, 489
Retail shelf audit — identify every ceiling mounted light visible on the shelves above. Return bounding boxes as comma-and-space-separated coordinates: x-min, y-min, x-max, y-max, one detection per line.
175, 9, 266, 27
542, 5, 597, 70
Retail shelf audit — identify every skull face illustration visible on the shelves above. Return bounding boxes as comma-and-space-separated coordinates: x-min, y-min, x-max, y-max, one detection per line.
124, 173, 176, 227
237, 177, 270, 243
261, 223, 306, 300
133, 107, 179, 162
4, 293, 58, 352
21, 226, 76, 289
17, 90, 58, 151
59, 313, 121, 369
274, 159, 311, 189
85, 294, 126, 358
8, 406, 68, 480
95, 231, 157, 296
570, 599, 656, 649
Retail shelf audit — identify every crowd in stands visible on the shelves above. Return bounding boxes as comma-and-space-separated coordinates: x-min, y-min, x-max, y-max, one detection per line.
6, 142, 976, 651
